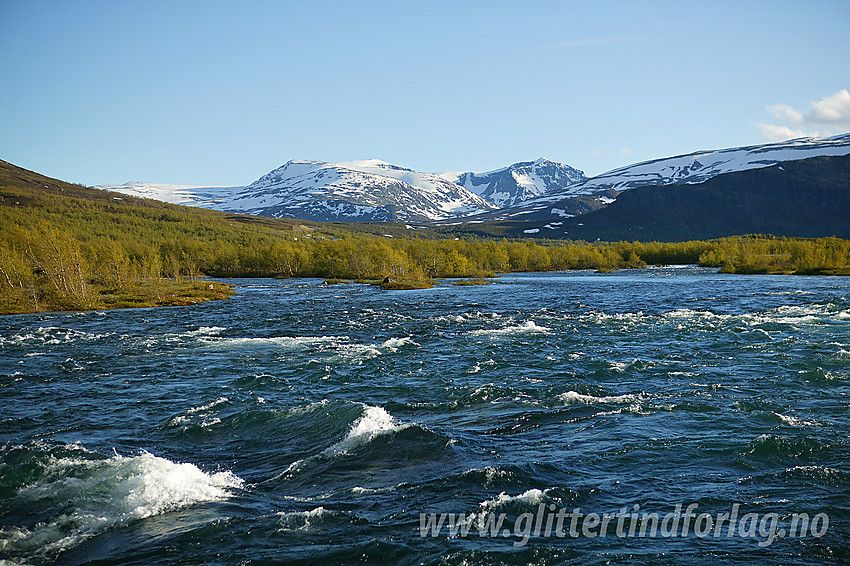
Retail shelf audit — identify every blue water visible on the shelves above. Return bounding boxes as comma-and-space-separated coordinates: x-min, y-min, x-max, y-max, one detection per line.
1, 268, 848, 564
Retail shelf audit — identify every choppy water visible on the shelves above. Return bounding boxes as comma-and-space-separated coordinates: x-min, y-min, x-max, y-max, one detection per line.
1, 268, 848, 565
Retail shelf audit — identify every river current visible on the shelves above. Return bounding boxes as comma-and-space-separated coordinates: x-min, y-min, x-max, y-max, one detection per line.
1, 268, 848, 564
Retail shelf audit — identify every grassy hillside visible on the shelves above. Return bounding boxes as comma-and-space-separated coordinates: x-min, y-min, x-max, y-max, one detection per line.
2, 159, 849, 314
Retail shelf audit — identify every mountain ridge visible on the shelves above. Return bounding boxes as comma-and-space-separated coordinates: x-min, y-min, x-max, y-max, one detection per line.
96, 133, 850, 224
212, 158, 498, 222
482, 153, 850, 241
472, 133, 850, 223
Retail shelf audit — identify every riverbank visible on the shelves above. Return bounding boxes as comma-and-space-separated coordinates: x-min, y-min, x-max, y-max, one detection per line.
0, 279, 234, 315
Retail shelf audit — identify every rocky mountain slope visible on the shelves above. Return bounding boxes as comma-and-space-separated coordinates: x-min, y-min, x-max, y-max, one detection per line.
508, 153, 850, 241
484, 134, 850, 223
439, 158, 586, 208
98, 134, 850, 225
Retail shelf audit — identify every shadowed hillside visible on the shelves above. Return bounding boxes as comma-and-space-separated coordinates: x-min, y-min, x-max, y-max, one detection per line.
554, 154, 850, 241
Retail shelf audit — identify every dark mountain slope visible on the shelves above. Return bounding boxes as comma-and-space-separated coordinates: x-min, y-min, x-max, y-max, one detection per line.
552, 154, 850, 241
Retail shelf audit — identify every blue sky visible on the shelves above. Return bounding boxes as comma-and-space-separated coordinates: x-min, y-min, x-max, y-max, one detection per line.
1, 0, 848, 186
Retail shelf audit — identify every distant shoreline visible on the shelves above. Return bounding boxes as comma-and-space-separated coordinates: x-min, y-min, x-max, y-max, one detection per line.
5, 266, 848, 317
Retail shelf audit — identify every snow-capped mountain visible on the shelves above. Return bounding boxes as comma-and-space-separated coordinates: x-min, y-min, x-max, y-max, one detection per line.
539, 133, 850, 201
480, 133, 850, 222
98, 134, 850, 225
439, 158, 586, 208
211, 159, 498, 222
95, 182, 241, 207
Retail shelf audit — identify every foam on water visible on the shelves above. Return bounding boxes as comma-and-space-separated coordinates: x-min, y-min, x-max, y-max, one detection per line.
0, 326, 112, 346
183, 326, 227, 336
763, 304, 850, 326
326, 405, 407, 456
201, 334, 416, 364
607, 359, 650, 373
210, 335, 340, 349
0, 449, 242, 557
478, 488, 548, 513
433, 311, 505, 324
773, 412, 820, 427
558, 391, 642, 405
470, 320, 550, 337
449, 488, 551, 533
276, 506, 330, 531
577, 302, 849, 333
187, 396, 229, 414
467, 359, 497, 374
380, 336, 418, 350
781, 465, 849, 485
284, 399, 331, 417
282, 405, 410, 476
168, 396, 231, 427
478, 466, 512, 487
351, 485, 399, 495
326, 336, 417, 363
764, 290, 815, 296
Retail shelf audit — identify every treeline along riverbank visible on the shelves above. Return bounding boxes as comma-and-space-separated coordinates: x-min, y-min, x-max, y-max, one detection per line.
1, 158, 848, 314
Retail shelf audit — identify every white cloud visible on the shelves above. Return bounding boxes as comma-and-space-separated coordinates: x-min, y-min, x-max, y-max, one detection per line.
766, 103, 804, 126
620, 148, 633, 156
757, 89, 850, 141
808, 89, 850, 128
756, 123, 809, 142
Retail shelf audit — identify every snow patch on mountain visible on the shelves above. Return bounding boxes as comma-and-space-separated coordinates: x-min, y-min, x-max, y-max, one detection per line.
212, 159, 498, 222
440, 158, 586, 207
535, 134, 850, 203
96, 182, 241, 206
97, 133, 849, 225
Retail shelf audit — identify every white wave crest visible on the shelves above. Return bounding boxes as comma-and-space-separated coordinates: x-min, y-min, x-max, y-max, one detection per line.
168, 396, 230, 427
2, 451, 242, 556
380, 336, 418, 350
282, 405, 409, 477
0, 326, 112, 346
326, 405, 406, 456
447, 488, 551, 534
183, 326, 227, 336
579, 311, 646, 327
212, 335, 340, 348
187, 396, 229, 415
764, 290, 815, 296
578, 303, 848, 332
558, 390, 641, 405
351, 485, 398, 495
203, 334, 416, 364
432, 311, 505, 324
471, 321, 550, 337
326, 336, 418, 363
276, 506, 332, 531
774, 412, 820, 427
479, 488, 548, 513
763, 304, 850, 326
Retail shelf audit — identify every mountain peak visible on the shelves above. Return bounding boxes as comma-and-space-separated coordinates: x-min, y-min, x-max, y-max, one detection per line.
212, 158, 497, 222
448, 158, 587, 208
